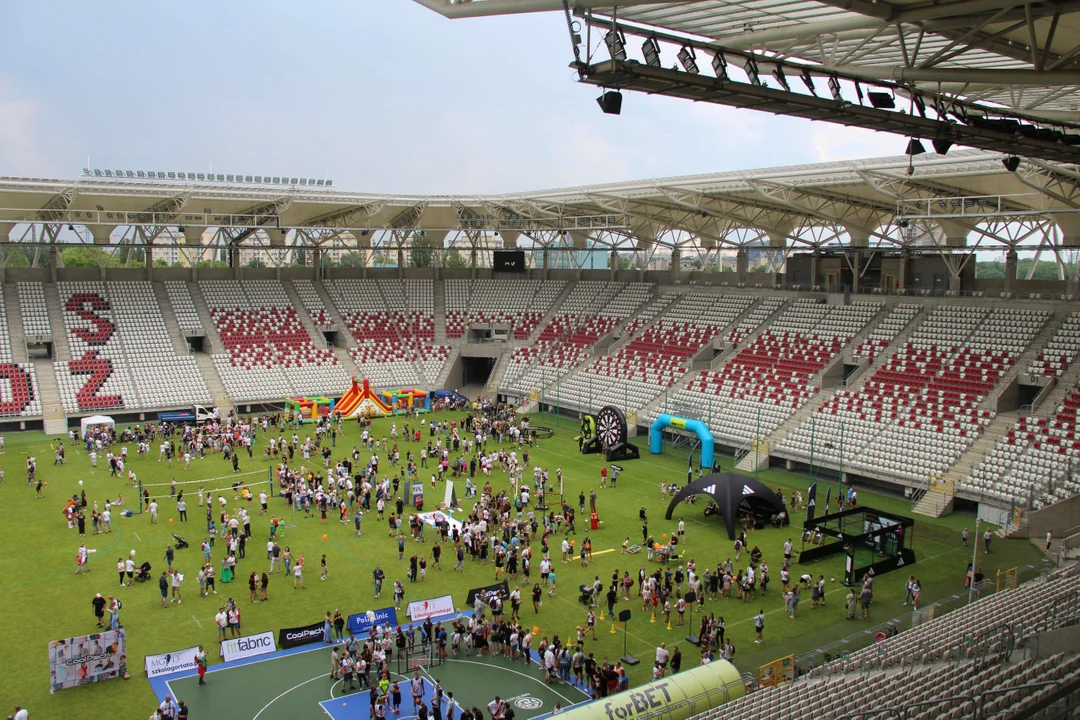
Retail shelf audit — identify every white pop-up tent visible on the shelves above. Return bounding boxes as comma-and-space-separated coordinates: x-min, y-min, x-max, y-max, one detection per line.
80, 415, 115, 437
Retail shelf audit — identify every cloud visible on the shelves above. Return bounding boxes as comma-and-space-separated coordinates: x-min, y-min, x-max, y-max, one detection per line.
811, 122, 905, 162
0, 85, 43, 174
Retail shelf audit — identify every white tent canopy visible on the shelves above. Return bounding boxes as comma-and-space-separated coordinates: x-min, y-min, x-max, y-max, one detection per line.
80, 415, 114, 437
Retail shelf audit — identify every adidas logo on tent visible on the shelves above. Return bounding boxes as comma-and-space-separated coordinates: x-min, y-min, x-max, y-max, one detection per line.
742, 485, 755, 496
701, 484, 716, 494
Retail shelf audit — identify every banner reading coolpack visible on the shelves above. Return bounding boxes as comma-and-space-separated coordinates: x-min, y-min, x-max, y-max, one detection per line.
278, 620, 325, 649
145, 645, 200, 678
220, 630, 276, 662
347, 607, 398, 636
407, 594, 454, 622
48, 629, 127, 693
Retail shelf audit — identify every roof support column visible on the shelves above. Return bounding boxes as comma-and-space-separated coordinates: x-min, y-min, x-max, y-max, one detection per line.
398, 248, 405, 280
312, 247, 322, 281
145, 244, 154, 282
1057, 216, 1080, 248
428, 231, 448, 283
542, 247, 550, 281
49, 246, 58, 283
899, 250, 910, 294
937, 220, 970, 248
89, 225, 114, 246
670, 248, 681, 284
1004, 249, 1018, 296
230, 247, 241, 280
610, 249, 618, 281
736, 248, 748, 285
470, 247, 477, 280
0, 223, 13, 243
810, 250, 821, 290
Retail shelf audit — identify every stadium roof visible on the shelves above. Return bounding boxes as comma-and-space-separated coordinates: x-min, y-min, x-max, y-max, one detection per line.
413, 0, 1080, 163
1, 150, 1078, 252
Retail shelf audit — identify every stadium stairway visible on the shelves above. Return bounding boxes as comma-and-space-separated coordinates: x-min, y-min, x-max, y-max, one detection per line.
283, 281, 331, 349
330, 346, 362, 383
34, 358, 66, 435
153, 282, 194, 355
726, 295, 792, 351
3, 285, 28, 363
483, 349, 513, 396
433, 279, 447, 343
1033, 359, 1080, 415
41, 284, 72, 361
604, 292, 682, 357
313, 281, 357, 349
523, 282, 576, 345
187, 283, 225, 354
194, 354, 232, 412
834, 304, 928, 389
981, 309, 1063, 411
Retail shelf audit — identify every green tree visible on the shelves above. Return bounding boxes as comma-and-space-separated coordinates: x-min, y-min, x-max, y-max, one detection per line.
337, 252, 366, 268
976, 261, 1004, 278
0, 247, 31, 268
61, 246, 117, 268
410, 231, 432, 268
246, 257, 267, 269
442, 248, 468, 269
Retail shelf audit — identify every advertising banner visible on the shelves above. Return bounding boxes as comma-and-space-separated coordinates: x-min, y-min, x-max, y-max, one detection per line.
466, 580, 509, 607
220, 630, 276, 663
407, 594, 454, 622
48, 629, 127, 693
346, 607, 398, 636
144, 645, 200, 679
278, 620, 325, 649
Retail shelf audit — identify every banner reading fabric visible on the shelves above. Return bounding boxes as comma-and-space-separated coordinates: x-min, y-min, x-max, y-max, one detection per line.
145, 645, 200, 678
466, 580, 510, 607
407, 594, 454, 622
220, 630, 276, 662
278, 620, 325, 649
347, 607, 398, 636
48, 629, 127, 693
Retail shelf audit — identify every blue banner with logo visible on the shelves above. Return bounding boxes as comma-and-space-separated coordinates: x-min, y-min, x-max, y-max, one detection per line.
347, 606, 398, 636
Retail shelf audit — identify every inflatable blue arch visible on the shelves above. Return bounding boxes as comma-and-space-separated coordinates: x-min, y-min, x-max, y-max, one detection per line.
650, 413, 715, 469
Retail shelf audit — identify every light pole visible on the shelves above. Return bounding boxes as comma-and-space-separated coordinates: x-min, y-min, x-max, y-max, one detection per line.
968, 517, 980, 604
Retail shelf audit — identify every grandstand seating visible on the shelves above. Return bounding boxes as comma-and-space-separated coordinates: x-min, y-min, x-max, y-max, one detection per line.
667, 300, 881, 444
291, 280, 333, 327
164, 281, 203, 335
851, 303, 922, 362
549, 293, 753, 413
778, 306, 1051, 483
1027, 311, 1080, 381
502, 282, 651, 398
715, 566, 1080, 720
54, 281, 140, 412
17, 282, 51, 339
0, 290, 41, 418
444, 279, 565, 339
202, 280, 345, 402
964, 382, 1080, 508
106, 282, 211, 408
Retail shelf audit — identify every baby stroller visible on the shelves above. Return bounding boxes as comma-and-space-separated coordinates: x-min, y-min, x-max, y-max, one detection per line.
134, 562, 152, 583
172, 534, 189, 549
578, 584, 594, 606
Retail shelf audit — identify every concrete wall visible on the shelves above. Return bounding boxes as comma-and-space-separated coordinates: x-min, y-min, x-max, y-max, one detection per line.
1013, 493, 1080, 539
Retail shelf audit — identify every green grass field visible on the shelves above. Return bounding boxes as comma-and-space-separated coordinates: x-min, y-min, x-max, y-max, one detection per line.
0, 411, 1048, 720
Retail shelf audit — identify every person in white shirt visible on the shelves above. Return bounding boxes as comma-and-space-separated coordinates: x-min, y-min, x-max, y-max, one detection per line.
655, 642, 670, 668
13, 706, 29, 720
148, 501, 159, 524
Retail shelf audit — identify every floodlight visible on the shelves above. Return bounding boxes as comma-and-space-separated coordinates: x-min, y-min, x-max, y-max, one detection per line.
712, 51, 728, 81
82, 168, 90, 175
203, 208, 211, 214
226, 175, 235, 182
326, 180, 333, 187
736, 56, 761, 85
216, 174, 224, 181
905, 139, 926, 156
300, 178, 308, 185
197, 173, 205, 180
800, 69, 816, 96
94, 169, 103, 176
137, 171, 146, 178
272, 177, 280, 184
95, 205, 104, 211
244, 176, 252, 182
642, 37, 661, 68
316, 180, 325, 186
115, 170, 123, 177
605, 30, 627, 61
771, 65, 790, 92
168, 172, 176, 179
596, 90, 623, 115
1002, 156, 1021, 172
932, 139, 953, 154
825, 76, 842, 100
676, 46, 698, 74
868, 91, 895, 109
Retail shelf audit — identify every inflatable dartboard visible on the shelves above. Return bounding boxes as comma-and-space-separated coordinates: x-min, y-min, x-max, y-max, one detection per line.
595, 405, 627, 449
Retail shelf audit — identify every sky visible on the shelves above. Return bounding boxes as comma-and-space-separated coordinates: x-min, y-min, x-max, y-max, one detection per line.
0, 1, 907, 196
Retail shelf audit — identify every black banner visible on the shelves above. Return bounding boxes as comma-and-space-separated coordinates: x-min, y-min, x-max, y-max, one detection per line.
465, 580, 509, 607
806, 482, 817, 523
825, 487, 832, 517
278, 620, 324, 649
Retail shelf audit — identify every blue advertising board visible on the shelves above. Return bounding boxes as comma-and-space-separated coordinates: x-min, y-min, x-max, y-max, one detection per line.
347, 606, 398, 636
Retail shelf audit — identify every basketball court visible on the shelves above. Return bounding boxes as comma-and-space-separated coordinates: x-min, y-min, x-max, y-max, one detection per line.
155, 644, 590, 720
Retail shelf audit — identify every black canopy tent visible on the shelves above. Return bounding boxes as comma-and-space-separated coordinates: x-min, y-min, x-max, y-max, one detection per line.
664, 473, 787, 540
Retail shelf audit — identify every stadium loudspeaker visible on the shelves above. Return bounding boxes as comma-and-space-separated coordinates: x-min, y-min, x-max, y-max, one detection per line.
1002, 156, 1021, 172
597, 91, 623, 115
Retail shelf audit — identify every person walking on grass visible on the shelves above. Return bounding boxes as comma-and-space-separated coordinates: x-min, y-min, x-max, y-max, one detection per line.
159, 572, 170, 608
754, 609, 765, 644
293, 557, 306, 589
